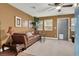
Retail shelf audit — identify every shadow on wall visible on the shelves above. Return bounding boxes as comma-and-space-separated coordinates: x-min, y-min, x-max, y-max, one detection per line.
0, 29, 8, 47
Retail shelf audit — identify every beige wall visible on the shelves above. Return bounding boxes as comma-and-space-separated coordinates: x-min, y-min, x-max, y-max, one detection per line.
0, 3, 33, 47
0, 3, 74, 48
39, 14, 74, 38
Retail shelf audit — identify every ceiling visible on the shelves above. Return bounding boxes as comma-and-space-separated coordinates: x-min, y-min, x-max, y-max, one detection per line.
9, 3, 75, 17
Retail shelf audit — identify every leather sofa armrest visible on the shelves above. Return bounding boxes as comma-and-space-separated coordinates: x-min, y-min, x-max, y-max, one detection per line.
11, 35, 28, 53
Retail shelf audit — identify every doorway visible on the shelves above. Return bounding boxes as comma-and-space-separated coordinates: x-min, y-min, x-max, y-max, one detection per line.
57, 18, 68, 40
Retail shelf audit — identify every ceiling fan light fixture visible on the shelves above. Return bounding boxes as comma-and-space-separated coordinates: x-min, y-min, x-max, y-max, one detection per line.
56, 6, 62, 10
58, 9, 61, 12
73, 3, 78, 7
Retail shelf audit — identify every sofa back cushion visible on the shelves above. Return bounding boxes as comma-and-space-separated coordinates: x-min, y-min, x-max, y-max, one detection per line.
12, 35, 26, 44
26, 32, 33, 38
13, 33, 26, 36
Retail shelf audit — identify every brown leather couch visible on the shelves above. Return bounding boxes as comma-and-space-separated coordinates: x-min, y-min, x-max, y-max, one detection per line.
11, 32, 41, 52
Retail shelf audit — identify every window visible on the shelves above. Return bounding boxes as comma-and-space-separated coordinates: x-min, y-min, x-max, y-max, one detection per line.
28, 20, 33, 28
37, 20, 43, 30
44, 19, 53, 31
71, 18, 76, 31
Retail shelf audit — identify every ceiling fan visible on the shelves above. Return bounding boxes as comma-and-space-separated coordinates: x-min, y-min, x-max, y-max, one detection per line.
48, 3, 73, 7
48, 3, 74, 12
39, 3, 78, 12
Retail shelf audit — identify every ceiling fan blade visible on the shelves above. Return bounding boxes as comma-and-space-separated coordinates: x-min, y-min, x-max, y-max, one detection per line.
48, 3, 61, 6
62, 4, 73, 7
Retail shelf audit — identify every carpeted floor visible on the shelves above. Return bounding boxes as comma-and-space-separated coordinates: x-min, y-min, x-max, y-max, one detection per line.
0, 49, 17, 56
18, 39, 74, 56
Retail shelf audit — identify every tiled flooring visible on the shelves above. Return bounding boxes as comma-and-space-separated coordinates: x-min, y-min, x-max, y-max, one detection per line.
18, 39, 74, 56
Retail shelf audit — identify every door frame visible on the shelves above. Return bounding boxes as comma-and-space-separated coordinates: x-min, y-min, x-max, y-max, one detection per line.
57, 17, 70, 40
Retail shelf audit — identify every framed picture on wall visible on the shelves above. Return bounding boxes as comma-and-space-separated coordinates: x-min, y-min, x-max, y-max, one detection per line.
22, 20, 28, 28
15, 16, 22, 27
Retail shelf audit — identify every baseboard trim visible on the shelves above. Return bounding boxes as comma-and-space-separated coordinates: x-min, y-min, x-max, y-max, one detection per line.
42, 37, 58, 40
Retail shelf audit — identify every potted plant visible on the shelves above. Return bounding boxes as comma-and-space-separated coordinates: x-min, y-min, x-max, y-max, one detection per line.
31, 17, 39, 30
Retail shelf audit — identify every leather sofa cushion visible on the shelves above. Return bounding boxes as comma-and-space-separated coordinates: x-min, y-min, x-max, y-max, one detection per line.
26, 32, 33, 38
12, 35, 26, 44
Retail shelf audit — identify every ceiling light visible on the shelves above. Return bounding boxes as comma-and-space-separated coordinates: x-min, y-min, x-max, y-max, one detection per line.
31, 6, 36, 9
73, 3, 78, 7
56, 6, 62, 10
